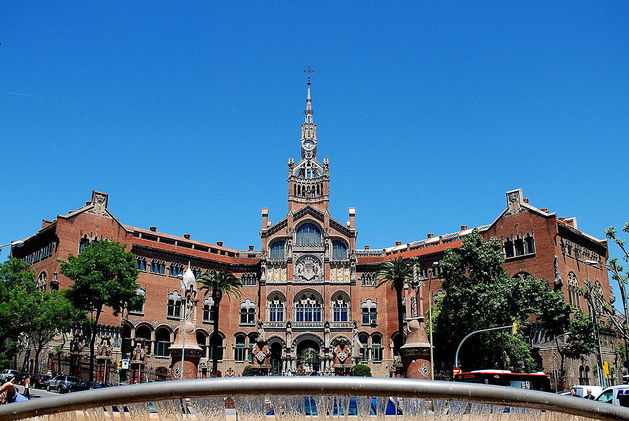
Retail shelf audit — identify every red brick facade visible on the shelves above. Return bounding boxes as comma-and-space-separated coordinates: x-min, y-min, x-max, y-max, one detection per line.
11, 84, 614, 387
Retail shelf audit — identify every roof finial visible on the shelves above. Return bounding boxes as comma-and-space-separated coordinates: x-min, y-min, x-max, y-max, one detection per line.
304, 66, 314, 124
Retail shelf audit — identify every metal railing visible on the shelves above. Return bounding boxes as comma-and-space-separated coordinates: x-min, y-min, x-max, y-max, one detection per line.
1, 377, 629, 421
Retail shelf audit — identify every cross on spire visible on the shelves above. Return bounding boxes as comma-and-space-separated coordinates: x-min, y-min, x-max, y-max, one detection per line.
304, 66, 314, 84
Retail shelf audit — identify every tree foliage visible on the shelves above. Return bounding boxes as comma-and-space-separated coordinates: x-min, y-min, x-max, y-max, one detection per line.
59, 240, 139, 380
0, 258, 35, 368
0, 258, 79, 372
433, 229, 574, 373
351, 364, 372, 377
197, 269, 242, 374
605, 223, 629, 343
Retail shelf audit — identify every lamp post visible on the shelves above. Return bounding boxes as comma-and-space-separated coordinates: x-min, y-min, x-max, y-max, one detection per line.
586, 259, 628, 383
427, 262, 439, 380
553, 332, 571, 391
454, 325, 514, 373
582, 278, 606, 387
0, 240, 25, 255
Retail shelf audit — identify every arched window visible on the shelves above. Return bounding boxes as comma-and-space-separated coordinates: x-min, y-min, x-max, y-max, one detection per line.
135, 326, 152, 355
525, 235, 535, 254
371, 334, 383, 362
332, 240, 348, 260
37, 271, 47, 290
79, 236, 90, 254
202, 298, 215, 323
361, 299, 377, 325
247, 333, 258, 362
514, 238, 525, 256
128, 289, 145, 314
169, 263, 184, 278
295, 293, 322, 322
150, 260, 165, 275
241, 272, 257, 286
135, 256, 147, 271
234, 334, 246, 362
568, 272, 579, 308
270, 240, 285, 260
504, 239, 514, 258
269, 294, 285, 322
359, 333, 369, 362
332, 294, 349, 322
167, 291, 183, 319
360, 272, 377, 286
154, 328, 171, 357
240, 299, 256, 326
296, 223, 322, 247
196, 332, 208, 359
209, 334, 224, 361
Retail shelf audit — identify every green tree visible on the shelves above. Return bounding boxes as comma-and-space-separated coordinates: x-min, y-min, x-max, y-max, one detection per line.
197, 269, 242, 374
604, 224, 629, 343
2, 288, 76, 373
433, 230, 574, 373
377, 258, 413, 345
0, 258, 35, 368
351, 364, 372, 377
60, 240, 140, 381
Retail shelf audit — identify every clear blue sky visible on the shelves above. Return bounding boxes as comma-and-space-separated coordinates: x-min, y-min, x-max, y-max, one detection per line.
1, 2, 627, 263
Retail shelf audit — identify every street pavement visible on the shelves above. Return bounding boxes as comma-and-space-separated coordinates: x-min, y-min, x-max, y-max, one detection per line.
15, 385, 58, 400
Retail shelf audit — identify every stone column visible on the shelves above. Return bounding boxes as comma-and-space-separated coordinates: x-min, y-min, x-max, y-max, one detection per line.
400, 319, 432, 379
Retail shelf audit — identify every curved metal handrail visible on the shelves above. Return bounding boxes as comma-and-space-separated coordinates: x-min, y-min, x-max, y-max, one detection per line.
1, 377, 628, 421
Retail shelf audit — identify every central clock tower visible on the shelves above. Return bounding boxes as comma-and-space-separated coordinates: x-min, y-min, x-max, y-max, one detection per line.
287, 78, 330, 214
258, 74, 358, 376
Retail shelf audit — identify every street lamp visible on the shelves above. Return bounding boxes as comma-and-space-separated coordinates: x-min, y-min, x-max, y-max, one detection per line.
0, 240, 25, 255
553, 332, 571, 391
427, 261, 439, 380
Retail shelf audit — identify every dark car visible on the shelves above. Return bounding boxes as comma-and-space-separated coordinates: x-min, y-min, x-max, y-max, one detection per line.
70, 381, 104, 392
31, 373, 52, 389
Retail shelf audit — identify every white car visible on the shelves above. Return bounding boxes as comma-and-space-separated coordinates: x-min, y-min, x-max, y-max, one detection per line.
570, 385, 603, 398
595, 385, 629, 407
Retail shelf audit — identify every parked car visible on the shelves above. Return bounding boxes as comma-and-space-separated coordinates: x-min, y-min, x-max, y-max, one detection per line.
0, 369, 27, 384
70, 381, 104, 392
595, 385, 629, 407
46, 375, 80, 393
570, 385, 603, 399
31, 373, 52, 389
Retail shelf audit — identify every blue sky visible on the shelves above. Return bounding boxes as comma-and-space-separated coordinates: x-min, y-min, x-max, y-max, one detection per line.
1, 2, 627, 265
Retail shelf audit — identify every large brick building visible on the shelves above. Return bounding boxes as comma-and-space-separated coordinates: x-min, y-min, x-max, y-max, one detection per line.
11, 80, 615, 387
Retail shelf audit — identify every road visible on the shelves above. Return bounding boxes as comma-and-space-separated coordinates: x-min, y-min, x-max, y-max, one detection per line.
15, 385, 58, 400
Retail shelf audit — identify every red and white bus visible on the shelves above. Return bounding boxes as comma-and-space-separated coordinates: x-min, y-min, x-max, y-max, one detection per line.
454, 370, 551, 392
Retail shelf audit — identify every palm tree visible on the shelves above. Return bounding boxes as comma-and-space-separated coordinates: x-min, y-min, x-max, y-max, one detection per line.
197, 269, 242, 374
376, 257, 413, 346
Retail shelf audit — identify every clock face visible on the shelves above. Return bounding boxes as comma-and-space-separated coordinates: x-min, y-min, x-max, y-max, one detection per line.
303, 140, 315, 151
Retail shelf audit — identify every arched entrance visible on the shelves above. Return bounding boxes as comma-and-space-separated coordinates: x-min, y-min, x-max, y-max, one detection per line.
297, 339, 320, 375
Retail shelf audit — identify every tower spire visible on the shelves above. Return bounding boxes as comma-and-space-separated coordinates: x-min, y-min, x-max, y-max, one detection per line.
304, 66, 314, 124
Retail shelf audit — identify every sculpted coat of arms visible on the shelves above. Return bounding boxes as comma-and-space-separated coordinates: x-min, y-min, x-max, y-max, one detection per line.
295, 255, 322, 281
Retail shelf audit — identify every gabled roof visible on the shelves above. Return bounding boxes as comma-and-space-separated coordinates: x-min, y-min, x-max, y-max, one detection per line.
57, 191, 132, 233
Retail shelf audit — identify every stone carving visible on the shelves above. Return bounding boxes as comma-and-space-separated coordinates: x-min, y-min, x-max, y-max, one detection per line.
97, 336, 113, 358
506, 190, 523, 215
295, 255, 322, 281
554, 255, 563, 289
410, 296, 418, 317
86, 191, 110, 217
